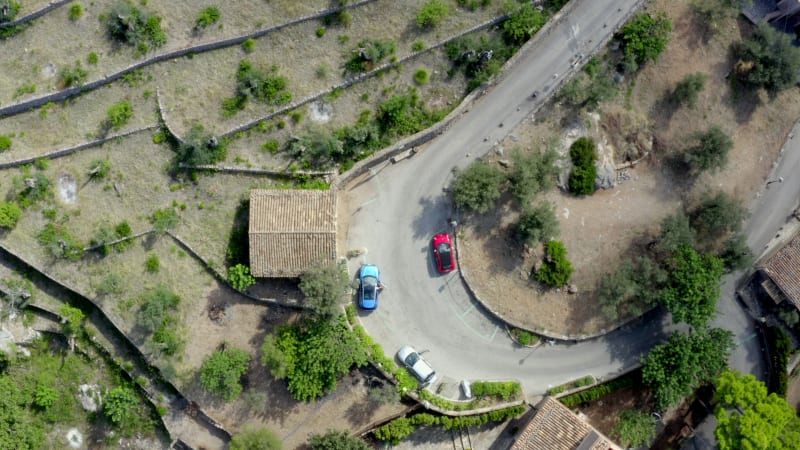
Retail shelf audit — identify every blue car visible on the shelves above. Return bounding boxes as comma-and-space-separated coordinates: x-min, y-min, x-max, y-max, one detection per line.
358, 264, 380, 310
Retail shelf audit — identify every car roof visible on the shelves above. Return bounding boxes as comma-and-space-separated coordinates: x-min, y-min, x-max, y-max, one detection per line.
360, 264, 379, 278
432, 233, 451, 245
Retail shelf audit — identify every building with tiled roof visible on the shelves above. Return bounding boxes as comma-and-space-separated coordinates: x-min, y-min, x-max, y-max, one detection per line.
248, 189, 337, 278
510, 397, 621, 450
758, 231, 800, 310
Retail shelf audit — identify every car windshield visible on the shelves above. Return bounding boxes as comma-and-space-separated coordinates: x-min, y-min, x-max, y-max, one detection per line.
437, 243, 452, 269
405, 351, 419, 366
362, 276, 377, 300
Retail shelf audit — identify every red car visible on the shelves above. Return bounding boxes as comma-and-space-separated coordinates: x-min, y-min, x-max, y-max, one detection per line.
432, 233, 456, 274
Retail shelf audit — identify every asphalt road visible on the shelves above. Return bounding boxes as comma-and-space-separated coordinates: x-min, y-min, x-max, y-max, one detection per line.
345, 0, 792, 398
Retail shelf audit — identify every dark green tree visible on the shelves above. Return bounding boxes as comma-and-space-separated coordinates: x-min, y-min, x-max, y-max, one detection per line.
515, 202, 560, 246
673, 72, 707, 108
199, 346, 251, 401
104, 386, 142, 428
691, 0, 740, 38
59, 304, 85, 352
288, 127, 344, 169
714, 370, 800, 450
230, 426, 282, 450
642, 328, 734, 409
691, 191, 747, 243
535, 240, 573, 287
310, 429, 370, 450
618, 12, 672, 72
598, 256, 667, 321
660, 246, 724, 329
612, 410, 657, 448
684, 126, 733, 173
719, 233, 753, 272
299, 261, 350, 322
735, 22, 800, 92
136, 286, 180, 333
568, 137, 597, 195
451, 161, 506, 213
510, 148, 558, 205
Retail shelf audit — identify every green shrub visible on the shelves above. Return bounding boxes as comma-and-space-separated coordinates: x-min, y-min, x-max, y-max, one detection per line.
417, 0, 450, 28
145, 253, 160, 273
515, 202, 559, 246
618, 12, 672, 72
59, 62, 88, 87
230, 427, 282, 450
535, 240, 573, 287
503, 3, 547, 45
0, 135, 10, 152
33, 384, 59, 409
766, 326, 790, 395
559, 371, 639, 407
68, 2, 84, 20
568, 137, 597, 195
195, 6, 220, 29
0, 201, 22, 229
673, 72, 706, 108
451, 160, 506, 213
104, 386, 138, 427
261, 139, 280, 154
316, 26, 326, 37
136, 286, 180, 333
374, 406, 525, 444
200, 346, 251, 400
242, 38, 255, 53
152, 321, 182, 356
13, 83, 36, 99
228, 264, 256, 291
236, 60, 292, 104
105, 0, 167, 52
150, 207, 179, 234
510, 327, 536, 346
0, 1, 20, 22
413, 68, 430, 85
96, 272, 123, 296
346, 39, 396, 72
14, 170, 52, 208
86, 159, 111, 180
107, 100, 133, 130
412, 40, 426, 52
470, 381, 521, 400
37, 223, 84, 260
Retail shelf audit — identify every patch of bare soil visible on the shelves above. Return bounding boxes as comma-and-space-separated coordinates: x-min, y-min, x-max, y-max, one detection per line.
579, 383, 654, 439
460, 0, 800, 336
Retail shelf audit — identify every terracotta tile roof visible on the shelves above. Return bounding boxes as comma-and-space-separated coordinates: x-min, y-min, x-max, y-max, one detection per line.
248, 189, 337, 277
510, 397, 621, 450
760, 232, 800, 310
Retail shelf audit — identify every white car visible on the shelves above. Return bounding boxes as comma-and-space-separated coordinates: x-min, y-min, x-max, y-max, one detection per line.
397, 345, 438, 386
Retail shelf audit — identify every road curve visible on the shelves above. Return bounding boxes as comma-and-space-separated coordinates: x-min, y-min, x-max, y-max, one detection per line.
344, 0, 665, 398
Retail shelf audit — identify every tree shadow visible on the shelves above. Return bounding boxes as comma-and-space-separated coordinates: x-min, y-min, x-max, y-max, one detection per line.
409, 192, 455, 242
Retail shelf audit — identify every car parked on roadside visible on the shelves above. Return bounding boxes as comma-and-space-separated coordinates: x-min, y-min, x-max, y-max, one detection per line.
358, 264, 380, 310
397, 345, 437, 386
431, 233, 456, 274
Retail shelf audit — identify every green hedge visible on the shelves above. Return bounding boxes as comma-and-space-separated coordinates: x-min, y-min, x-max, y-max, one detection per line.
471, 381, 522, 400
548, 375, 595, 395
374, 405, 526, 444
766, 326, 791, 396
559, 371, 639, 408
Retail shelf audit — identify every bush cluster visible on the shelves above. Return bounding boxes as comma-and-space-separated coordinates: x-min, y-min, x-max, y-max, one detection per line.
567, 137, 597, 195
0, 201, 22, 229
37, 223, 84, 260
534, 240, 573, 287
105, 0, 167, 53
346, 39, 396, 73
106, 100, 134, 130
195, 6, 220, 29
200, 346, 251, 400
13, 170, 52, 208
766, 326, 791, 395
502, 3, 547, 45
0, 1, 20, 23
559, 371, 638, 407
618, 12, 672, 73
228, 264, 256, 291
451, 160, 506, 213
90, 220, 133, 255
374, 406, 525, 444
174, 124, 227, 167
445, 32, 513, 91
136, 286, 182, 356
59, 62, 88, 88
470, 381, 521, 400
0, 135, 14, 151
417, 0, 450, 28
223, 60, 292, 116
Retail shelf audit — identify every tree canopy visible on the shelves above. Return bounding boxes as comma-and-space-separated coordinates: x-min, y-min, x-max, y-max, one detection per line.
673, 72, 707, 109
714, 370, 800, 450
598, 256, 667, 321
690, 191, 747, 243
310, 429, 370, 450
199, 346, 251, 401
503, 3, 547, 45
262, 318, 369, 401
735, 22, 800, 92
618, 12, 672, 72
612, 410, 657, 448
657, 210, 696, 256
510, 148, 558, 205
515, 202, 560, 246
660, 246, 724, 329
567, 137, 597, 196
642, 328, 734, 409
230, 426, 283, 450
299, 261, 350, 322
451, 160, 506, 213
684, 126, 733, 173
